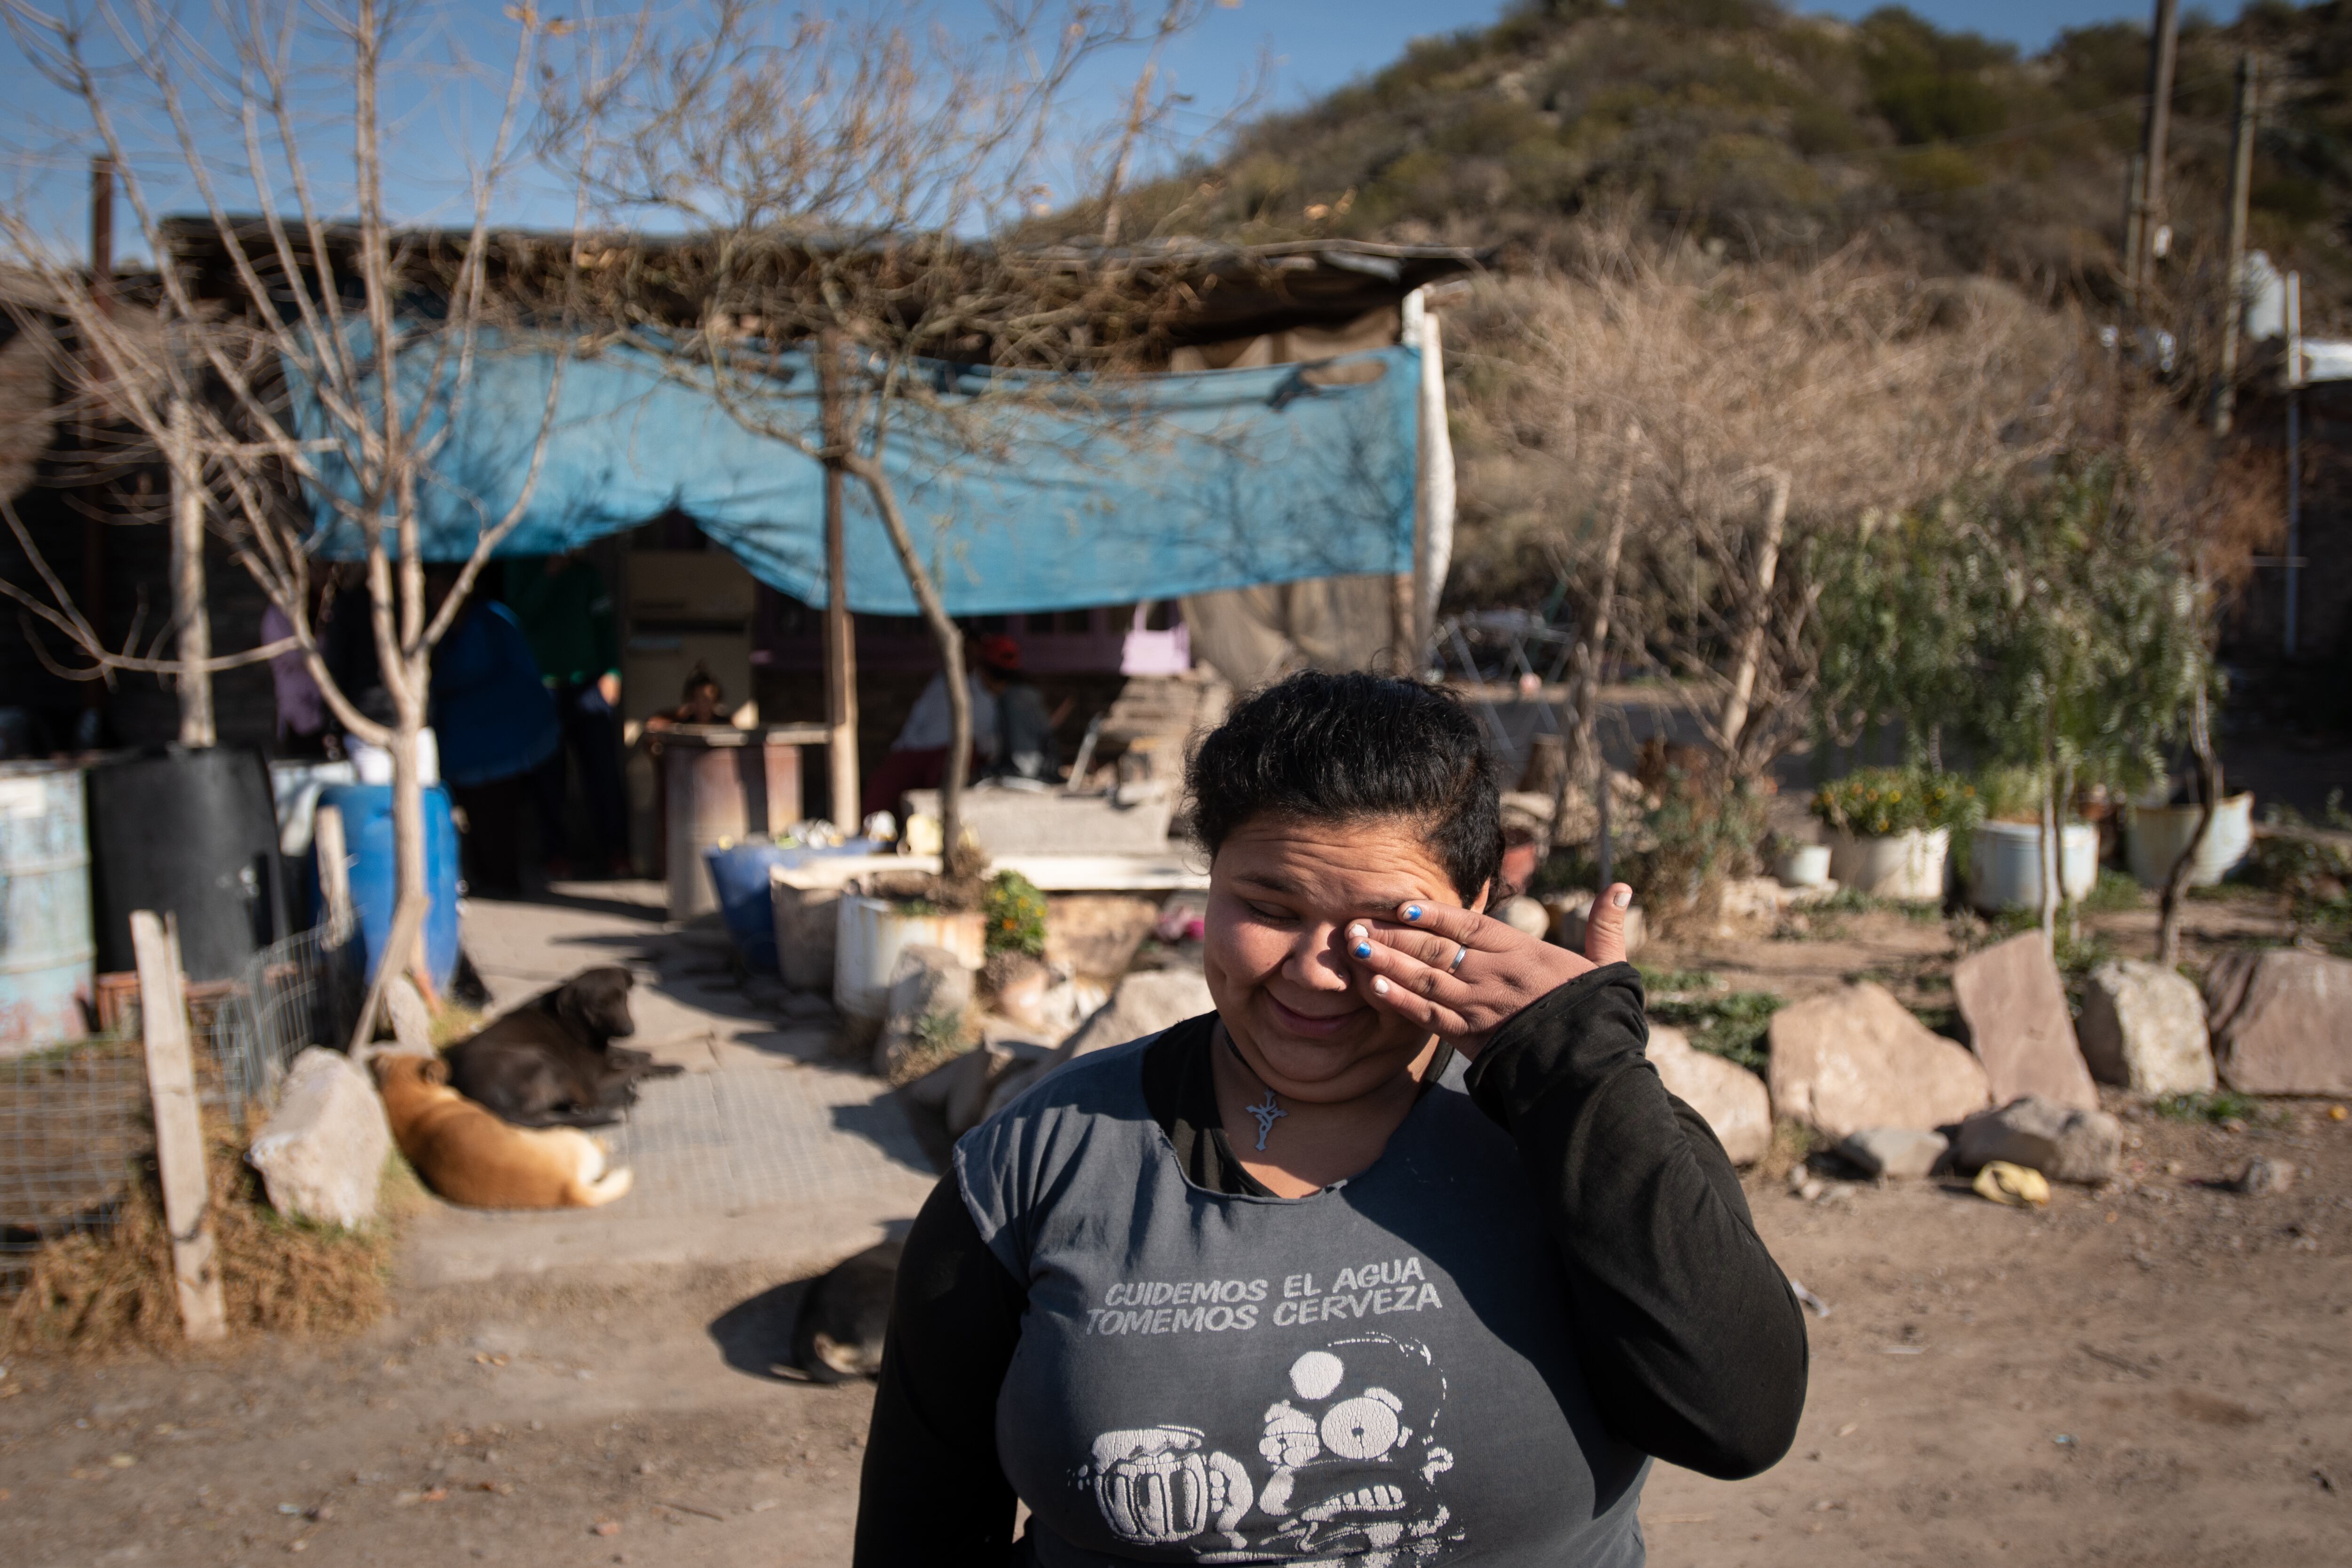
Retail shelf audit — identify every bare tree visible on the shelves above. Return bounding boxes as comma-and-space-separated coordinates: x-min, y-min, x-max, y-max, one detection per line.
540, 0, 1237, 892
1454, 223, 2080, 781
1, 0, 574, 1030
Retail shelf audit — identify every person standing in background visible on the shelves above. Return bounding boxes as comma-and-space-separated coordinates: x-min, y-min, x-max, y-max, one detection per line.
262, 560, 333, 757
863, 653, 998, 819
429, 569, 560, 900
974, 635, 1070, 782
509, 551, 631, 879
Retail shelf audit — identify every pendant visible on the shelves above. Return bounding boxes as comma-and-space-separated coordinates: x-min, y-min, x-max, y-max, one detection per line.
1245, 1090, 1287, 1152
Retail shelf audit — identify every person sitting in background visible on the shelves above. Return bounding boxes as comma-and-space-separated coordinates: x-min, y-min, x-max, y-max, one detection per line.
643, 665, 727, 732
973, 635, 1071, 783
430, 570, 560, 900
862, 654, 998, 818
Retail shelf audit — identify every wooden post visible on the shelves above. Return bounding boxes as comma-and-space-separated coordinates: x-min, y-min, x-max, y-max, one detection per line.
2214, 54, 2258, 435
818, 333, 861, 826
168, 400, 215, 748
314, 804, 354, 944
130, 910, 227, 1344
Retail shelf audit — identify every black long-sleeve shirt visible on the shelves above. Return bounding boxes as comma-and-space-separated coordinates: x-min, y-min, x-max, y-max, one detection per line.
854, 964, 1807, 1564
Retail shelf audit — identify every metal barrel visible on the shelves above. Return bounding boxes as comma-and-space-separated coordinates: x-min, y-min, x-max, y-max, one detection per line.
660, 727, 808, 921
0, 763, 96, 1052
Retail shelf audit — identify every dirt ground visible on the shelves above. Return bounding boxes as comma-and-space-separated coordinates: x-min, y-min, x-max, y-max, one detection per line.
4, 903, 2349, 1567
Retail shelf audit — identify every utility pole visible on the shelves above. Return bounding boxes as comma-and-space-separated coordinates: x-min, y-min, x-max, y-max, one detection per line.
2215, 53, 2259, 436
2125, 0, 2183, 302
2286, 271, 2304, 659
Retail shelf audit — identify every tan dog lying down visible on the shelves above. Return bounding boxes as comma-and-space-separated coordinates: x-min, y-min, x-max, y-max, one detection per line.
373, 1053, 633, 1209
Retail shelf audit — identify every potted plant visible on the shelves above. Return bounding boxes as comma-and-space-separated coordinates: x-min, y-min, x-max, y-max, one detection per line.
1811, 767, 1978, 901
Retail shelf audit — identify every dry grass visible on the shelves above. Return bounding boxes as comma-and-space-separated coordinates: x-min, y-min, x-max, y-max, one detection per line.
2, 1120, 417, 1359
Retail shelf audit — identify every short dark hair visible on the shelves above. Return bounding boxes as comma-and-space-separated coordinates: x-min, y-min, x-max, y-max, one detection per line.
1185, 671, 1503, 900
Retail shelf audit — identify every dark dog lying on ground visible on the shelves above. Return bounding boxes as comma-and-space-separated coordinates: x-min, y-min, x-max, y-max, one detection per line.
443, 966, 681, 1129
774, 1239, 903, 1383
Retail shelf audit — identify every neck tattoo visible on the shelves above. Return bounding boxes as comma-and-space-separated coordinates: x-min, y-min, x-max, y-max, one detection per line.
1223, 1030, 1287, 1151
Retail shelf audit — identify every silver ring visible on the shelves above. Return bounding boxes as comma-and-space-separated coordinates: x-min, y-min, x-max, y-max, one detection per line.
1448, 943, 1469, 973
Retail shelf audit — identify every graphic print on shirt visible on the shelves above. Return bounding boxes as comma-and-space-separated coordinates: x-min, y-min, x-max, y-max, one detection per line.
1074, 1333, 1464, 1565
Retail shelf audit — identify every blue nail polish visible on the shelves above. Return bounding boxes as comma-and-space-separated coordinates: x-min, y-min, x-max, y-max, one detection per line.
1404, 905, 1422, 921
1353, 942, 1372, 959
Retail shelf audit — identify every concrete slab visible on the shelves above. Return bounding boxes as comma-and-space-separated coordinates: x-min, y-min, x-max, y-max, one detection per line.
403, 884, 938, 1287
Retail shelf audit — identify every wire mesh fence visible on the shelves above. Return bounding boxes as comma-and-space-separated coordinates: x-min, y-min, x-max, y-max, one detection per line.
0, 924, 363, 1290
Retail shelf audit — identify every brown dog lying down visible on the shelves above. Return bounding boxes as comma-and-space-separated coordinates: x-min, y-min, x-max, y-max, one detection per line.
444, 966, 681, 1129
373, 1053, 633, 1209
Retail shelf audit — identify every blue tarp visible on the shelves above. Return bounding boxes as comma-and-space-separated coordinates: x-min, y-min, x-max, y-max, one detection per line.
298, 336, 1419, 615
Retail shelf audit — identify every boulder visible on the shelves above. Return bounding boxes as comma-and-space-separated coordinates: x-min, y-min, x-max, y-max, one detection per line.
1838, 1127, 1949, 1180
245, 1048, 392, 1229
1951, 932, 2100, 1111
2077, 959, 2214, 1095
1495, 896, 1552, 939
872, 943, 976, 1080
1951, 1095, 2122, 1184
2204, 949, 2352, 1095
1057, 968, 1215, 1062
1766, 982, 1991, 1141
1043, 894, 1162, 979
1645, 1024, 1772, 1165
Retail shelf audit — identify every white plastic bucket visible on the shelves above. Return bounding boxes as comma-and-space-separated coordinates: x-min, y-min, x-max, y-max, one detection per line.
1968, 820, 2099, 912
833, 895, 986, 1022
1826, 828, 1949, 901
1774, 844, 1833, 889
2125, 794, 2254, 888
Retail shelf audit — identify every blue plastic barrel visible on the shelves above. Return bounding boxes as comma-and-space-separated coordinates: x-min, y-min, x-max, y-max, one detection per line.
0, 763, 95, 1047
703, 839, 881, 973
315, 783, 461, 992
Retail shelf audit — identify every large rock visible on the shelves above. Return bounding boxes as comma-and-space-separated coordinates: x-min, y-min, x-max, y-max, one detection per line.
1645, 1024, 1772, 1165
1043, 895, 1162, 980
1058, 968, 1215, 1062
873, 943, 976, 1080
245, 1048, 392, 1229
1951, 1095, 2122, 1184
1839, 1127, 1949, 1179
1766, 982, 1990, 1141
2204, 949, 2352, 1095
2078, 959, 2214, 1095
1951, 932, 2100, 1111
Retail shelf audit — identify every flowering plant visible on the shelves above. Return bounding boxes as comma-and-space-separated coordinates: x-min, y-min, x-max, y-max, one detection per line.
1811, 767, 1979, 837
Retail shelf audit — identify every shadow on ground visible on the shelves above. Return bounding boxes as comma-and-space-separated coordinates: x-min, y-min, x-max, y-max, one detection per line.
707, 1279, 811, 1381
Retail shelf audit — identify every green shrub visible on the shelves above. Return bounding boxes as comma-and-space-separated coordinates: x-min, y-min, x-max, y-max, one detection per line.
983, 870, 1049, 958
1811, 767, 1980, 837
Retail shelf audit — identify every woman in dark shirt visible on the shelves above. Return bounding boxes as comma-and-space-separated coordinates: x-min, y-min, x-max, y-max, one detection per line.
857, 671, 1807, 1565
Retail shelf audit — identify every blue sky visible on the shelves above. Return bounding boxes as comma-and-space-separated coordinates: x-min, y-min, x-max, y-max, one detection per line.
0, 0, 2243, 255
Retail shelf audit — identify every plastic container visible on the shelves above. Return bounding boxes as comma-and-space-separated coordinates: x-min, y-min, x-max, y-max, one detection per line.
0, 763, 95, 1049
1968, 820, 2100, 913
2125, 794, 2254, 888
833, 894, 985, 1026
1774, 843, 1832, 889
1826, 828, 1949, 901
704, 841, 798, 973
87, 747, 286, 982
315, 782, 462, 992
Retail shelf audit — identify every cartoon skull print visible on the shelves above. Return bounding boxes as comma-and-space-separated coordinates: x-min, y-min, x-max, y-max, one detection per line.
1255, 1335, 1462, 1564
